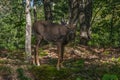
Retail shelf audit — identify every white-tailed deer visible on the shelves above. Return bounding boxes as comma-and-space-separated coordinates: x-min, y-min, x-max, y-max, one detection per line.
32, 20, 76, 70
32, 5, 76, 70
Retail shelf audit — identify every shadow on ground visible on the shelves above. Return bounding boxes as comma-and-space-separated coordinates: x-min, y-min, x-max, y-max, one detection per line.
0, 45, 120, 80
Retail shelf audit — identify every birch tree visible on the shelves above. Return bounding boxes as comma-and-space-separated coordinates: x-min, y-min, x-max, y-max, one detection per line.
25, 0, 32, 61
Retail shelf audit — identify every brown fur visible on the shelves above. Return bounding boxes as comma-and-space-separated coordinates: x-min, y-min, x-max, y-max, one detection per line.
32, 20, 75, 70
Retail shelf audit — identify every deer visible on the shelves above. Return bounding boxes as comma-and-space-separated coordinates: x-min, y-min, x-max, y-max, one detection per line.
32, 6, 77, 70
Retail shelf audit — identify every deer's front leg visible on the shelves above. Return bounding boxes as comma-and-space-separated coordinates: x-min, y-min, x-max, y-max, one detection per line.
57, 42, 64, 70
34, 38, 41, 66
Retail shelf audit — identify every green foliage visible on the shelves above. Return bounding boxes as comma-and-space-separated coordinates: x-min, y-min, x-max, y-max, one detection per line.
38, 48, 48, 56
0, 0, 25, 50
76, 77, 81, 80
52, 0, 69, 22
74, 59, 84, 67
29, 65, 72, 80
17, 68, 31, 80
89, 0, 120, 47
102, 74, 118, 80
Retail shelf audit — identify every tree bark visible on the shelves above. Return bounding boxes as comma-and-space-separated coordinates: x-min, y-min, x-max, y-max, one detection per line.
68, 0, 93, 45
68, 0, 79, 24
25, 0, 32, 61
79, 0, 92, 42
43, 0, 53, 22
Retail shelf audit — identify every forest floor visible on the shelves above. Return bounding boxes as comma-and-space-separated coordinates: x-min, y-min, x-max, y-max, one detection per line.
0, 45, 120, 80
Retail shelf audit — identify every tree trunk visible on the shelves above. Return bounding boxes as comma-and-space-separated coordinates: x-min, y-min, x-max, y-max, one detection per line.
25, 0, 32, 61
68, 0, 93, 45
79, 0, 93, 45
68, 0, 79, 24
43, 0, 53, 22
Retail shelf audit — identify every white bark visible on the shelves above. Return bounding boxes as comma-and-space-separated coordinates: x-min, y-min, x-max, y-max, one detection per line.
25, 0, 31, 60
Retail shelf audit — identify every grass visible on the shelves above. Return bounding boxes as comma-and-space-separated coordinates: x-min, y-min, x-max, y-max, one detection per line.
28, 59, 120, 80
29, 65, 74, 80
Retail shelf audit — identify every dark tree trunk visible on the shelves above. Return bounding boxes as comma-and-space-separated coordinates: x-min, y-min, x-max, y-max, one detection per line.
79, 0, 93, 45
68, 0, 79, 24
43, 0, 53, 22
68, 0, 93, 45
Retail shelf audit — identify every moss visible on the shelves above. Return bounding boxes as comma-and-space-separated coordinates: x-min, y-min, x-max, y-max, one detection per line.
29, 65, 73, 80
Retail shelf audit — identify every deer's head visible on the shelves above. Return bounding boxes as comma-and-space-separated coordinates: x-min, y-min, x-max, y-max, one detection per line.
61, 19, 76, 42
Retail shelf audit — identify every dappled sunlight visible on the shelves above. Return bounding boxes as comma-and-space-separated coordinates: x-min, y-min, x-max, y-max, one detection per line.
0, 45, 120, 80
31, 45, 120, 80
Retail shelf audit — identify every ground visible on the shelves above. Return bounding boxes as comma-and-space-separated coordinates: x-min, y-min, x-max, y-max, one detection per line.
0, 45, 120, 80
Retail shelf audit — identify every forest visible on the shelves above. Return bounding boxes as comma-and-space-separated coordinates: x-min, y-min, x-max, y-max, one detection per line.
0, 0, 120, 80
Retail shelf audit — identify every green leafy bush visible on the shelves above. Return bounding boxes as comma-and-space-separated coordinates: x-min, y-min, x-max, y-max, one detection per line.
102, 74, 118, 80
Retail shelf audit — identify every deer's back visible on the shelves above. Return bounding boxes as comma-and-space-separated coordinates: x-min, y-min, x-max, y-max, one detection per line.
33, 20, 69, 42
